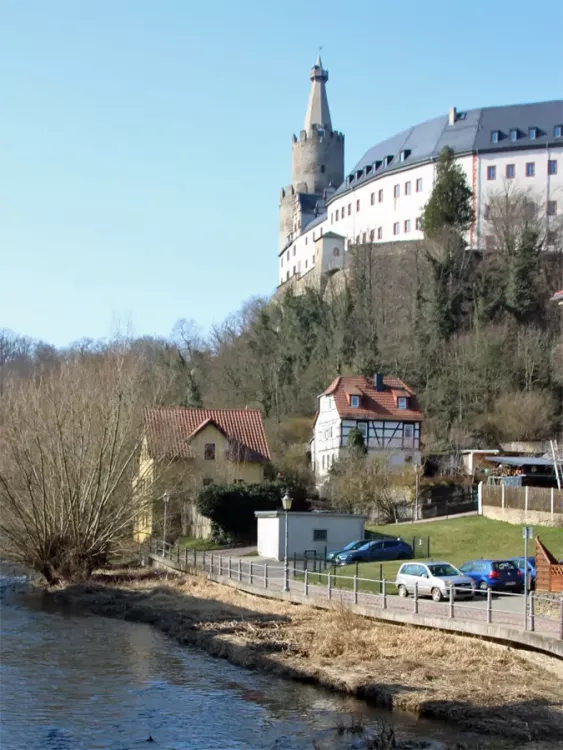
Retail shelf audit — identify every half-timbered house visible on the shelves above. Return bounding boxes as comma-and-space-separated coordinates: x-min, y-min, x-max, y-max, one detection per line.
310, 373, 423, 484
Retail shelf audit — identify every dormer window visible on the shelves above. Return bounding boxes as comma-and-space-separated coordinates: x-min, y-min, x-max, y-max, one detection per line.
384, 155, 393, 167
529, 127, 537, 140
510, 129, 518, 142
555, 125, 562, 138
491, 131, 500, 144
400, 149, 411, 162
374, 160, 382, 170
350, 395, 360, 408
397, 397, 408, 410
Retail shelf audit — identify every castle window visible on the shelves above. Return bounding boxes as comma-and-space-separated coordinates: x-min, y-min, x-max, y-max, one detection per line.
280, 257, 283, 267
305, 259, 308, 269
393, 184, 400, 198
321, 164, 325, 173
548, 159, 558, 175
405, 181, 411, 195
356, 199, 360, 211
547, 231, 556, 245
286, 250, 289, 261
416, 178, 422, 192
204, 443, 216, 460
305, 236, 308, 245
333, 247, 340, 256
331, 213, 333, 224
404, 219, 411, 233
286, 271, 289, 280
335, 211, 338, 222
485, 235, 495, 251
377, 227, 383, 239
393, 222, 400, 235
293, 246, 296, 255
526, 162, 535, 177
506, 163, 515, 179
348, 203, 351, 215
370, 192, 375, 205
415, 216, 422, 230
547, 200, 557, 216
341, 206, 345, 219
370, 229, 375, 241
293, 265, 296, 275
487, 166, 496, 180
529, 127, 537, 140
362, 232, 366, 243
378, 189, 383, 202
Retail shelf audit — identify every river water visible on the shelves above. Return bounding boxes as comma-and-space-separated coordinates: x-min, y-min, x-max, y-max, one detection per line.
0, 569, 479, 750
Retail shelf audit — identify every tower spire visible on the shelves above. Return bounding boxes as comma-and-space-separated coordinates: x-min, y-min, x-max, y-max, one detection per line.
304, 57, 332, 131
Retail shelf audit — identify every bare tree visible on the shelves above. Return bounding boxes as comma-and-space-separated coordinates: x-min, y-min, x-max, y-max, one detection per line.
0, 343, 173, 583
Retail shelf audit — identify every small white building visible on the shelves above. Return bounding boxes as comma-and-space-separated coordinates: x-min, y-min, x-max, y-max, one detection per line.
255, 510, 365, 561
310, 373, 423, 485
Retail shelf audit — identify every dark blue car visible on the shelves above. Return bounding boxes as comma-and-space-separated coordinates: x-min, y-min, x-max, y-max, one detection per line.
335, 538, 413, 566
459, 559, 523, 593
326, 540, 365, 562
508, 557, 536, 589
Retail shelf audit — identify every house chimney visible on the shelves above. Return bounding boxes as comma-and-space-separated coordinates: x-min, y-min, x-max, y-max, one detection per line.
448, 106, 457, 126
374, 372, 385, 392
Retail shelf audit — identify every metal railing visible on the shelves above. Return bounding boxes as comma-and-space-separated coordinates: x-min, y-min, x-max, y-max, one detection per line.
149, 540, 563, 641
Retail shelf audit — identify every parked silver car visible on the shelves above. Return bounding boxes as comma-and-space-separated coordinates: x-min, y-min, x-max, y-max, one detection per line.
395, 561, 475, 602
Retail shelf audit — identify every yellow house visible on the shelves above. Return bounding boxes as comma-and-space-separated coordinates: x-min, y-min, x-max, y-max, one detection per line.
133, 406, 270, 542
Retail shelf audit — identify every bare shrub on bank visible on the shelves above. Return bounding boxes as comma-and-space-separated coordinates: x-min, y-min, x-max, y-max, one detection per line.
0, 344, 171, 583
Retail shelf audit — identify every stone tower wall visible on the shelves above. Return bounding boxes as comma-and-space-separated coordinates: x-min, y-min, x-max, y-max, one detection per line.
291, 127, 344, 195
279, 185, 295, 252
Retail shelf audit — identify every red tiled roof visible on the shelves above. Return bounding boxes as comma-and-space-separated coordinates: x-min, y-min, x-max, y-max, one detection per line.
144, 407, 270, 462
318, 375, 423, 422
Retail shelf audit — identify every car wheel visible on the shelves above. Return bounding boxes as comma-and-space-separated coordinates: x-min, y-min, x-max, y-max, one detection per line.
478, 581, 489, 593
431, 587, 443, 602
398, 584, 408, 598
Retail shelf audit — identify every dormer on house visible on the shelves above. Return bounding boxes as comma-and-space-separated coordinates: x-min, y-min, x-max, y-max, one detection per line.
310, 373, 423, 484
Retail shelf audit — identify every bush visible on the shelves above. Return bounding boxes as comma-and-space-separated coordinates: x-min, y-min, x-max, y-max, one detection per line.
195, 482, 310, 543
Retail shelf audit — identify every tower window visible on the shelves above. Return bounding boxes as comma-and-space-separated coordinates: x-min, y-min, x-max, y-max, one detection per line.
320, 164, 325, 173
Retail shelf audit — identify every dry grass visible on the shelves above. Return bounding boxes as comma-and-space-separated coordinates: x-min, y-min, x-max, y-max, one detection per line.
49, 569, 563, 743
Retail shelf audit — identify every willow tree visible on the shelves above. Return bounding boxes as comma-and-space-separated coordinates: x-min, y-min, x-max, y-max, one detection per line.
0, 344, 172, 583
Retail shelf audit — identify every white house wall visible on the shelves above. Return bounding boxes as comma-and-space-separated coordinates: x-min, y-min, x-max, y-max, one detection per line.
278, 146, 563, 286
257, 513, 366, 560
256, 516, 280, 559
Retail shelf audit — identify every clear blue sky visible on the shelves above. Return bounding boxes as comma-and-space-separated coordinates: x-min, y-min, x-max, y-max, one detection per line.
2, 0, 562, 346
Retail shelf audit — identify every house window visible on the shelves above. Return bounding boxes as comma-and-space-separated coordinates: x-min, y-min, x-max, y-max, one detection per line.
393, 222, 400, 235
341, 207, 345, 219
548, 159, 558, 175
415, 216, 422, 230
487, 166, 496, 180
506, 164, 515, 179
510, 129, 518, 142
404, 424, 413, 438
358, 422, 368, 438
313, 529, 328, 542
377, 226, 383, 239
350, 395, 360, 408
526, 162, 535, 177
393, 184, 400, 198
547, 200, 557, 216
416, 178, 422, 192
529, 127, 537, 140
397, 397, 407, 410
404, 219, 411, 233
491, 131, 499, 143
356, 199, 360, 211
333, 246, 340, 256
405, 181, 411, 195
555, 125, 562, 138
378, 189, 384, 202
370, 193, 375, 205
204, 443, 216, 460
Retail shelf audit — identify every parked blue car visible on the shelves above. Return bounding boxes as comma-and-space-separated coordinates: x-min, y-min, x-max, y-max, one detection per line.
459, 559, 523, 593
326, 540, 366, 562
508, 557, 536, 589
335, 538, 413, 566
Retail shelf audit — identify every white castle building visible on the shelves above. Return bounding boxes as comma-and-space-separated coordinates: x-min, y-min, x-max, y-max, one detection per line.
278, 58, 563, 288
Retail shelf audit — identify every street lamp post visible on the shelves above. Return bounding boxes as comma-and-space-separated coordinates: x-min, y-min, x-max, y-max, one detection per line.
162, 491, 170, 555
282, 491, 292, 592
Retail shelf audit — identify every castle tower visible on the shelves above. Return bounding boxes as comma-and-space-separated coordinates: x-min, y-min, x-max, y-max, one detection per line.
279, 57, 344, 251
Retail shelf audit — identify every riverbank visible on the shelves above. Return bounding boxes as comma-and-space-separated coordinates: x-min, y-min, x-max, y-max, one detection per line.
47, 568, 563, 745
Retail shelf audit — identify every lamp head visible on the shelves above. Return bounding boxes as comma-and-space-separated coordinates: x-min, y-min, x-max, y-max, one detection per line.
281, 492, 292, 511
163, 491, 170, 504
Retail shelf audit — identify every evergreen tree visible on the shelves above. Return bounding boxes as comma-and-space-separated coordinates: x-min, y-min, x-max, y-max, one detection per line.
421, 147, 474, 237
505, 227, 543, 324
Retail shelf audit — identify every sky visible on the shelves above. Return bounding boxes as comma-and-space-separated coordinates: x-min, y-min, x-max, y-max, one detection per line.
1, 0, 562, 347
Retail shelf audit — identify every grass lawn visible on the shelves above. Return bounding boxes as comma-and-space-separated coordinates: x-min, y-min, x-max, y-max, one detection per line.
299, 516, 563, 592
175, 536, 224, 551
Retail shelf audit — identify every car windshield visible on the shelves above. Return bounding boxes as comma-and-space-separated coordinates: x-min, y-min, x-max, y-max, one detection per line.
343, 540, 363, 551
427, 564, 460, 577
492, 561, 517, 571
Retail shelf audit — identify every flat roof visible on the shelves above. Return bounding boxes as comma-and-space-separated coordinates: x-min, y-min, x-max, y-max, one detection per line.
255, 511, 366, 520
486, 456, 561, 467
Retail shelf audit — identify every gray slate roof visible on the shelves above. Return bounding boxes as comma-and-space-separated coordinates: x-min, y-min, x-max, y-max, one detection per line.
332, 100, 563, 200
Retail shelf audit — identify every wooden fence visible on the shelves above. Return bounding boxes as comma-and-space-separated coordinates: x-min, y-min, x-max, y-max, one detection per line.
480, 483, 563, 522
